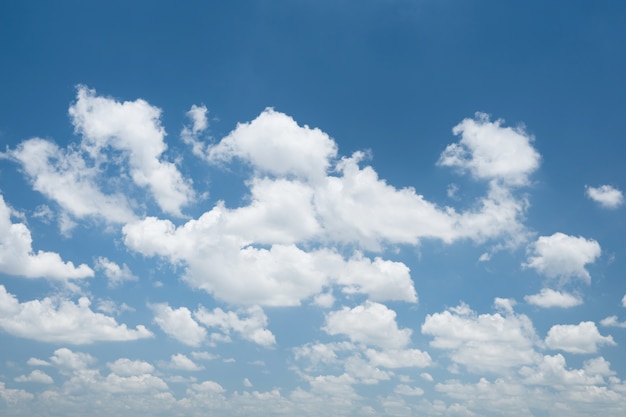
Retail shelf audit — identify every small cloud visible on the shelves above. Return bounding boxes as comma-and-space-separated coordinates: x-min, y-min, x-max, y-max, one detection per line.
599, 316, 626, 328
243, 378, 253, 387
14, 370, 54, 384
524, 289, 583, 308
95, 257, 138, 287
585, 185, 624, 209
162, 354, 203, 371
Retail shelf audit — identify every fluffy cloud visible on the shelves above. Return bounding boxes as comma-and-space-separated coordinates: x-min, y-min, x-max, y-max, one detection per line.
8, 138, 136, 227
108, 359, 155, 377
524, 288, 583, 308
545, 321, 616, 354
0, 286, 152, 344
0, 195, 93, 282
69, 86, 194, 216
586, 185, 624, 209
150, 303, 207, 347
523, 233, 601, 284
364, 348, 432, 368
520, 354, 613, 386
194, 305, 276, 347
437, 112, 540, 186
14, 370, 54, 384
323, 301, 412, 349
421, 301, 539, 373
95, 257, 137, 287
600, 316, 626, 328
181, 104, 210, 158
163, 354, 203, 371
206, 108, 338, 182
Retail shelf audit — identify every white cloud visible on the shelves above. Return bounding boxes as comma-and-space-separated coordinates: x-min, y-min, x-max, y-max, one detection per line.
586, 185, 624, 209
14, 370, 54, 384
0, 285, 153, 344
394, 384, 424, 396
437, 112, 540, 186
190, 380, 225, 394
8, 138, 136, 226
0, 194, 94, 282
107, 358, 155, 376
194, 305, 276, 347
343, 354, 393, 384
163, 354, 204, 371
181, 104, 210, 159
519, 354, 612, 386
524, 288, 583, 308
365, 348, 432, 368
206, 108, 338, 182
323, 301, 412, 349
523, 233, 601, 284
622, 294, 626, 308
421, 301, 539, 373
95, 257, 137, 287
600, 315, 626, 328
49, 348, 95, 371
123, 211, 417, 306
545, 321, 616, 354
150, 303, 207, 347
69, 86, 195, 216
0, 382, 34, 403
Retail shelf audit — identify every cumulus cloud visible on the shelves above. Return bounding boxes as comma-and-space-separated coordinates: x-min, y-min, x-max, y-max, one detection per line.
437, 112, 540, 186
600, 316, 626, 328
14, 370, 54, 384
95, 257, 138, 287
163, 354, 203, 371
150, 303, 207, 347
364, 348, 432, 368
0, 285, 152, 344
323, 301, 412, 349
421, 301, 539, 373
394, 384, 424, 396
523, 233, 601, 284
586, 185, 624, 209
107, 358, 155, 376
524, 288, 583, 308
8, 138, 136, 227
69, 86, 194, 216
0, 195, 93, 282
545, 321, 616, 354
181, 104, 210, 158
206, 108, 338, 182
519, 354, 613, 386
194, 305, 276, 347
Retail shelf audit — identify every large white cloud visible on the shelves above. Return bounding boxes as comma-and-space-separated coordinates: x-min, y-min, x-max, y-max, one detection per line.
524, 288, 583, 308
545, 321, 616, 354
523, 233, 601, 284
586, 185, 624, 209
69, 86, 194, 216
421, 300, 539, 373
323, 301, 412, 349
437, 112, 540, 186
0, 285, 152, 344
0, 195, 93, 282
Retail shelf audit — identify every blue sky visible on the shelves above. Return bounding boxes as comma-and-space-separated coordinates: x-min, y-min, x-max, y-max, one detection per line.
1, 1, 625, 416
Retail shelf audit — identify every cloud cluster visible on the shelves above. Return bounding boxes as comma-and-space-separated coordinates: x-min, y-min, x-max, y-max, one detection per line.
0, 286, 152, 344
